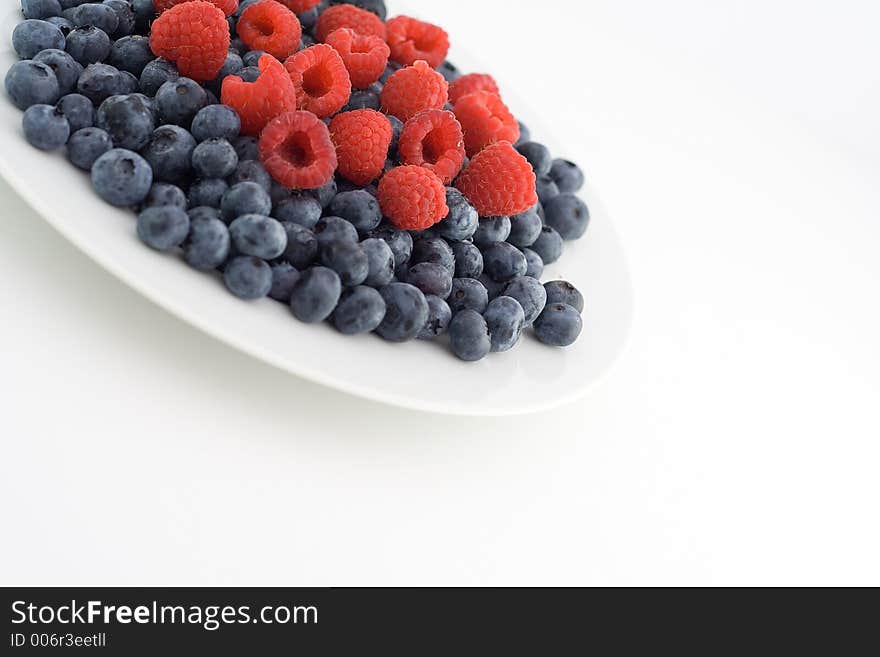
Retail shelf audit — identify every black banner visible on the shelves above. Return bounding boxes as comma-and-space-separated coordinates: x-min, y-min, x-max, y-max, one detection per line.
1, 587, 874, 653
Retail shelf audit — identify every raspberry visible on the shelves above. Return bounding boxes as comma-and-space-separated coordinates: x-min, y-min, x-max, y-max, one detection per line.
453, 90, 520, 157
278, 0, 319, 12
221, 54, 298, 135
384, 16, 449, 68
150, 1, 230, 81
378, 166, 448, 231
154, 0, 238, 16
237, 0, 302, 60
324, 28, 389, 89
315, 3, 386, 43
448, 73, 499, 104
397, 110, 465, 185
284, 44, 351, 118
329, 109, 392, 185
455, 141, 537, 217
380, 59, 448, 122
259, 111, 337, 190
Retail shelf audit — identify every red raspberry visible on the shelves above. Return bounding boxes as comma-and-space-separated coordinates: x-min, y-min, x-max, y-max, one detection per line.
324, 28, 389, 89
455, 141, 537, 217
329, 109, 392, 185
453, 90, 520, 157
153, 0, 238, 16
278, 0, 319, 12
284, 44, 351, 118
448, 73, 499, 104
237, 0, 302, 61
260, 111, 337, 190
384, 16, 449, 68
397, 110, 465, 185
378, 166, 448, 231
380, 59, 448, 122
315, 3, 386, 43
150, 1, 230, 82
221, 54, 298, 135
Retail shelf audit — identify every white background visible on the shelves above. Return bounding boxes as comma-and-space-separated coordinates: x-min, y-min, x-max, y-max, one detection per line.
1, 0, 878, 586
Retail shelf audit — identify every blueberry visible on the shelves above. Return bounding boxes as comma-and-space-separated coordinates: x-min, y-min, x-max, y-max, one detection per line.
155, 77, 207, 127
448, 277, 489, 314
22, 103, 69, 150
210, 52, 244, 93
45, 16, 74, 35
544, 193, 590, 240
13, 20, 65, 59
5, 60, 60, 109
515, 121, 530, 146
108, 35, 152, 76
320, 240, 368, 286
144, 182, 186, 210
405, 262, 452, 298
535, 175, 560, 205
184, 212, 230, 270
472, 216, 511, 249
33, 49, 82, 95
76, 63, 127, 104
306, 178, 337, 208
188, 178, 228, 209
241, 50, 266, 67
544, 280, 584, 313
515, 141, 552, 177
502, 276, 547, 325
530, 226, 564, 264
281, 222, 318, 269
297, 7, 318, 31
411, 236, 455, 275
451, 241, 483, 279
54, 93, 93, 134
482, 242, 527, 283
289, 266, 342, 323
376, 282, 429, 342
418, 295, 452, 340
371, 225, 412, 270
484, 296, 525, 352
342, 85, 381, 112
139, 58, 178, 96
332, 286, 387, 335
437, 188, 478, 241
116, 70, 139, 95
437, 60, 460, 83
96, 93, 154, 150
522, 247, 544, 279
141, 124, 197, 183
549, 158, 584, 193
224, 256, 273, 300
226, 163, 269, 196
269, 197, 320, 232
237, 66, 261, 83
91, 148, 152, 206
387, 114, 403, 154
229, 214, 287, 260
103, 0, 136, 37
191, 104, 241, 143
379, 61, 402, 84
187, 205, 221, 223
448, 310, 491, 362
328, 0, 387, 20
232, 135, 260, 161
329, 190, 381, 234
507, 206, 542, 248
268, 262, 300, 302
220, 181, 272, 222
136, 205, 189, 250
67, 126, 111, 169
314, 215, 358, 247
58, 0, 89, 10
191, 138, 238, 178
360, 237, 394, 288
21, 0, 62, 19
478, 273, 506, 300
534, 303, 583, 347
130, 0, 155, 31
64, 3, 118, 34
65, 25, 110, 65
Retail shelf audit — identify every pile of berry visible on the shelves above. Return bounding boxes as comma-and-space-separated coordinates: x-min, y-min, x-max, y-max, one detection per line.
6, 0, 589, 361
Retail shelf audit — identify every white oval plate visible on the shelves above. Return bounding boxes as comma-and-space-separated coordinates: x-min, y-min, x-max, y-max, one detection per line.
0, 5, 632, 416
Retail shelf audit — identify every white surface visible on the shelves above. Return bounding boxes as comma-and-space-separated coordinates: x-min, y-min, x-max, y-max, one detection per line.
1, 0, 879, 585
0, 3, 632, 417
